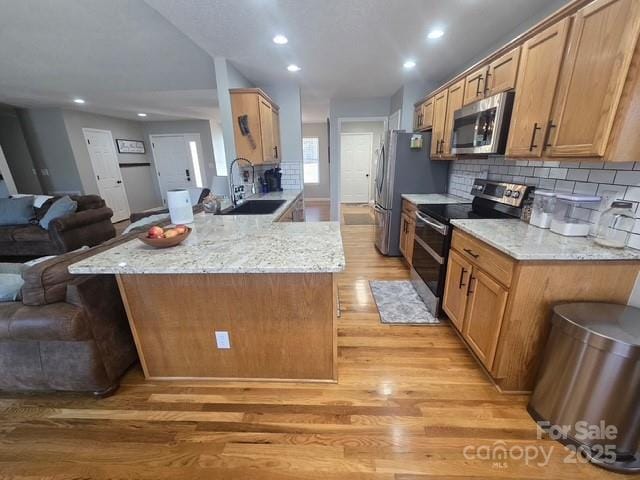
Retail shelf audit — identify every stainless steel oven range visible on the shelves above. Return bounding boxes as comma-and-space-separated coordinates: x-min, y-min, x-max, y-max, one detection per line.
411, 179, 533, 317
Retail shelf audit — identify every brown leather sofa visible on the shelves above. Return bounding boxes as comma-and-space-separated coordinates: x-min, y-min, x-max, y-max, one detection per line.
0, 195, 116, 258
0, 235, 139, 395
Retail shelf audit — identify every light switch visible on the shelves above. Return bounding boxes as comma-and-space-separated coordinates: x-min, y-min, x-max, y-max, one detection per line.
215, 331, 231, 349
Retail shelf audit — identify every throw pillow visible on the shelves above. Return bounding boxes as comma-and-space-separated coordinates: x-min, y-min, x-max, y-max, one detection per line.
39, 195, 77, 230
0, 273, 24, 302
0, 196, 35, 226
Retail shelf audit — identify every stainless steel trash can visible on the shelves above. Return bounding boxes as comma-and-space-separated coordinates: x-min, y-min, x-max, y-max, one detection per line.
528, 302, 640, 473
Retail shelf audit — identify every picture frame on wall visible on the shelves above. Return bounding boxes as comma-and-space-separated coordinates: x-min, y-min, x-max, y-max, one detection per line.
116, 139, 145, 154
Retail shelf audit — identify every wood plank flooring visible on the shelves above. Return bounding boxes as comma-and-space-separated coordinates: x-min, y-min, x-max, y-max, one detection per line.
0, 204, 625, 479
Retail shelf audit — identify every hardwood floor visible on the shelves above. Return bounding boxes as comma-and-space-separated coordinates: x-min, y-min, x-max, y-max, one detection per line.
0, 205, 623, 478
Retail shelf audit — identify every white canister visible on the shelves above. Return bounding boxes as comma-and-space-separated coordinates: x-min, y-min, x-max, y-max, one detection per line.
167, 189, 194, 224
530, 190, 556, 229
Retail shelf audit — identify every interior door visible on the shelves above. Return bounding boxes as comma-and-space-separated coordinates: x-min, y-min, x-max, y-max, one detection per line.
151, 135, 194, 205
506, 18, 570, 157
340, 133, 373, 203
462, 269, 508, 370
82, 129, 130, 222
548, 0, 640, 157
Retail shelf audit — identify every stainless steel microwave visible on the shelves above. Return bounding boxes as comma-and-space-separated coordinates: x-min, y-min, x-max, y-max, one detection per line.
451, 91, 515, 155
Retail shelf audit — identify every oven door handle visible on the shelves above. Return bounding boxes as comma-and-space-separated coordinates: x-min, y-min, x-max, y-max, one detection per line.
415, 211, 449, 236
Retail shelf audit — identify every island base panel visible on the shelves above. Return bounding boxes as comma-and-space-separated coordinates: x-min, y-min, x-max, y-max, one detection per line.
117, 273, 336, 381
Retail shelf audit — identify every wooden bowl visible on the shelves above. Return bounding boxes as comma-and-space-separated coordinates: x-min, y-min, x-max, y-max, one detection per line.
138, 227, 192, 249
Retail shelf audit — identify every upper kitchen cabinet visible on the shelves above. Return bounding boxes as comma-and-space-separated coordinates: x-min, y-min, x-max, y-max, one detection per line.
413, 97, 433, 131
485, 47, 521, 97
413, 104, 424, 131
439, 79, 465, 159
547, 0, 640, 158
462, 66, 487, 106
506, 18, 570, 157
230, 88, 281, 165
430, 89, 449, 157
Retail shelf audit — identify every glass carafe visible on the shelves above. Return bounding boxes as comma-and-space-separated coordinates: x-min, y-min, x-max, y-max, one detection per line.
594, 201, 635, 248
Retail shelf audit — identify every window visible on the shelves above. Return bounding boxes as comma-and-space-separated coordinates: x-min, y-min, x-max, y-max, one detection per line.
303, 137, 320, 184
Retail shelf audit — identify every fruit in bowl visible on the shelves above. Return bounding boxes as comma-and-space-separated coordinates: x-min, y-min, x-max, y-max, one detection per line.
139, 224, 191, 248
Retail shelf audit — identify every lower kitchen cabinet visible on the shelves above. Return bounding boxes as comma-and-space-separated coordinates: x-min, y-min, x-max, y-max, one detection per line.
462, 269, 508, 368
443, 228, 640, 393
399, 200, 416, 264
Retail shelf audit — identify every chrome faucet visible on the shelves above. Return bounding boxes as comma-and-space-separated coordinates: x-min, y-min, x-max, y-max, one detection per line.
228, 157, 256, 206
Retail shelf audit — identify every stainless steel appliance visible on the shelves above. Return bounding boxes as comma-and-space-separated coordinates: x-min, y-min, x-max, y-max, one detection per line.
529, 303, 640, 473
451, 91, 515, 155
374, 130, 449, 256
411, 179, 533, 316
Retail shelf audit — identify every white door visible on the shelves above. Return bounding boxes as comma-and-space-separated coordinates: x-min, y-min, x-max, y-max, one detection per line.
340, 133, 373, 203
82, 129, 130, 222
150, 134, 205, 205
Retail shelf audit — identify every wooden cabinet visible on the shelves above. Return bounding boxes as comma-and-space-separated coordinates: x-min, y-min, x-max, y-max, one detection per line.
430, 90, 449, 157
440, 79, 465, 158
413, 104, 423, 131
463, 66, 487, 106
442, 250, 472, 331
462, 269, 508, 368
399, 200, 416, 264
230, 88, 281, 165
548, 0, 640, 157
271, 108, 281, 161
443, 228, 639, 392
421, 97, 434, 130
506, 19, 570, 157
485, 47, 521, 97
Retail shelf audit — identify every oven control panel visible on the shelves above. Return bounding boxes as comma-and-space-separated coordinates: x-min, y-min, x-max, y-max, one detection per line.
471, 179, 532, 207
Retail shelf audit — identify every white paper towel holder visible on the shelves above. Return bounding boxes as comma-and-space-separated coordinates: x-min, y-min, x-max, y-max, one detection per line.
167, 189, 194, 224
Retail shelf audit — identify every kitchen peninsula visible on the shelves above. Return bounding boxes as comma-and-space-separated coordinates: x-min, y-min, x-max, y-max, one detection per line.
69, 192, 345, 382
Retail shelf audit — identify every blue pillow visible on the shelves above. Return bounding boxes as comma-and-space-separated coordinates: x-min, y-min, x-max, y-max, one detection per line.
39, 196, 78, 230
0, 197, 34, 226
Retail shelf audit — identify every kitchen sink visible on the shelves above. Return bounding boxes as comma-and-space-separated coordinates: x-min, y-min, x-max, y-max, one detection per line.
221, 199, 286, 215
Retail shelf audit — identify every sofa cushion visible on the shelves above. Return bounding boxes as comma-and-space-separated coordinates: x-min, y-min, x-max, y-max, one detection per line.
0, 197, 34, 226
0, 302, 89, 341
11, 224, 50, 242
0, 274, 24, 302
39, 196, 77, 229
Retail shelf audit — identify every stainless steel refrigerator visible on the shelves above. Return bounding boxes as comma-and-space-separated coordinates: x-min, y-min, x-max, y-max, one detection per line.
373, 130, 449, 256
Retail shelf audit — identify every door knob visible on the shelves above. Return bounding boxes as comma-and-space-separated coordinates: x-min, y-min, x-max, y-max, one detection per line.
116, 180, 122, 184
365, 174, 370, 177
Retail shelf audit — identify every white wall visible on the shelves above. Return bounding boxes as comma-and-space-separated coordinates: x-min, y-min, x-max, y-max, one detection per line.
302, 123, 329, 199
0, 106, 42, 193
62, 109, 162, 212
261, 84, 304, 190
328, 96, 391, 219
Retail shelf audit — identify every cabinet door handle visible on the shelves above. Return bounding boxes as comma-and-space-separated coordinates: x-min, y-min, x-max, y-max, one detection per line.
544, 121, 556, 148
463, 248, 479, 259
476, 76, 484, 96
483, 72, 491, 95
458, 268, 467, 288
274, 146, 278, 159
467, 276, 476, 296
528, 123, 541, 151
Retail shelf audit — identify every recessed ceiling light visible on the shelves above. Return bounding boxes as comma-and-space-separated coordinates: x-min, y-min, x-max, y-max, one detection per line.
73, 98, 85, 104
287, 64, 301, 72
137, 113, 147, 117
403, 60, 416, 69
273, 34, 288, 45
427, 29, 445, 39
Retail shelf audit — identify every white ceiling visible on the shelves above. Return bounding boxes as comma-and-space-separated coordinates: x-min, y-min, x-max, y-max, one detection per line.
0, 0, 568, 123
146, 0, 569, 122
0, 0, 217, 121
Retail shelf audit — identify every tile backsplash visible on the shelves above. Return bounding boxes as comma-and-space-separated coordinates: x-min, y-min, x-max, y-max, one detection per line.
448, 157, 640, 250
240, 161, 303, 191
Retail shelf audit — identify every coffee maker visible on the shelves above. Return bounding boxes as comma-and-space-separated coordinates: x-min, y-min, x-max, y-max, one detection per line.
264, 167, 283, 192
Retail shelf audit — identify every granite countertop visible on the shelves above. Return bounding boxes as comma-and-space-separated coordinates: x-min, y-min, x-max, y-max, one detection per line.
69, 190, 346, 274
451, 219, 640, 262
401, 193, 468, 205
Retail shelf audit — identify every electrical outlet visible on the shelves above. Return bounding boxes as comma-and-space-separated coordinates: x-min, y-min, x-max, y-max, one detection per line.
215, 331, 231, 349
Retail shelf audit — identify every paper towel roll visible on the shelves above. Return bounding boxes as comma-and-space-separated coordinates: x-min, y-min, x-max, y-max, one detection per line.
167, 189, 193, 224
